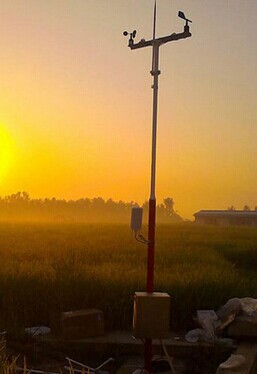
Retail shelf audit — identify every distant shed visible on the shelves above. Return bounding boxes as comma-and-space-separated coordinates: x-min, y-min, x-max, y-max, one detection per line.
194, 210, 257, 226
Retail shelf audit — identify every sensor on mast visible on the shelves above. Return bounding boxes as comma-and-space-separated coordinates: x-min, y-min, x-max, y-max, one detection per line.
178, 11, 192, 32
123, 30, 137, 47
130, 207, 143, 233
131, 207, 149, 245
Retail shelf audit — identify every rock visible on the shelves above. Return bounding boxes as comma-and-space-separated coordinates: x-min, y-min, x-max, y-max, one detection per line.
216, 298, 242, 321
216, 342, 257, 374
25, 326, 51, 336
218, 354, 245, 370
228, 315, 257, 338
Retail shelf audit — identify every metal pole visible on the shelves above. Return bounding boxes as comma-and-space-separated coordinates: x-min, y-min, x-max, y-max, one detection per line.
144, 43, 160, 374
123, 10, 192, 374
148, 44, 160, 292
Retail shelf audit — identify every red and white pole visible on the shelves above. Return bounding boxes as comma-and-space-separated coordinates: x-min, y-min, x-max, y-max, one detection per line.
144, 42, 160, 374
123, 3, 192, 372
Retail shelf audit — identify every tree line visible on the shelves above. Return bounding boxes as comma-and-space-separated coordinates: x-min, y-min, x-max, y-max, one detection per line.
0, 192, 183, 223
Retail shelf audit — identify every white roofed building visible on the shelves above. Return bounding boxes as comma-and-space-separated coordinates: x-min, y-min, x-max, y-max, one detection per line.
194, 210, 257, 226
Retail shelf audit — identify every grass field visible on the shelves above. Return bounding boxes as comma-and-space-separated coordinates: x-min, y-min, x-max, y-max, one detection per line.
0, 222, 256, 332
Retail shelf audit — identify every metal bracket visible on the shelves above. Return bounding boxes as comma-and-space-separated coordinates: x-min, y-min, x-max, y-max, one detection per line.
135, 233, 150, 245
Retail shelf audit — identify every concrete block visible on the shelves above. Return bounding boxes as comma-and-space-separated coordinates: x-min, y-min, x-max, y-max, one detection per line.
61, 309, 104, 339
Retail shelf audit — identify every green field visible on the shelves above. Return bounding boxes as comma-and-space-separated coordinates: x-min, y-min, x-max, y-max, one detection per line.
0, 223, 256, 332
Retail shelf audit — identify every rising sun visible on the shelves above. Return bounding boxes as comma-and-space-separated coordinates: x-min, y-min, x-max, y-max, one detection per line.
0, 125, 14, 183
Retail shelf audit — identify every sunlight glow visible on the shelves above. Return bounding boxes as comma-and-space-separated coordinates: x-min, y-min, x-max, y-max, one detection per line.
0, 1, 256, 217
0, 125, 14, 184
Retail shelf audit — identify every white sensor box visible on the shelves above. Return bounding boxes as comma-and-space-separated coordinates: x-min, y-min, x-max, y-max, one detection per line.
131, 207, 143, 232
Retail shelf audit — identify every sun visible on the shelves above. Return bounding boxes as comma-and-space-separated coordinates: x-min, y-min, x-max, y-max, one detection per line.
0, 125, 14, 183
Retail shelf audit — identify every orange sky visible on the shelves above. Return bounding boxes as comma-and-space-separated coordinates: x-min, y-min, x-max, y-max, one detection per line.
0, 0, 256, 218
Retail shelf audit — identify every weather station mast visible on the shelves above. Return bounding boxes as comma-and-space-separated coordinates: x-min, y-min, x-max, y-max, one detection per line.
125, 2, 192, 373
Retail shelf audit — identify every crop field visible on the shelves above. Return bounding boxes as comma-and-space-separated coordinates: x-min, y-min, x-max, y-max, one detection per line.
0, 222, 256, 332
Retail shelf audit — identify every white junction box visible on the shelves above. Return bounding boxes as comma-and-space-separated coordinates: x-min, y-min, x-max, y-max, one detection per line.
131, 207, 143, 232
133, 292, 171, 339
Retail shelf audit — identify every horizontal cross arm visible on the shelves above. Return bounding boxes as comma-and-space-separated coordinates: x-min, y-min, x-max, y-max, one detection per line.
129, 30, 191, 50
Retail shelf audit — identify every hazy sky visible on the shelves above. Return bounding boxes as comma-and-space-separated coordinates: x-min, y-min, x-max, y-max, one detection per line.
0, 0, 256, 218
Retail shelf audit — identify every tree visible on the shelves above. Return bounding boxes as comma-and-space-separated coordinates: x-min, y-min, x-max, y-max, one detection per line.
163, 197, 174, 214
243, 205, 250, 211
227, 206, 236, 211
